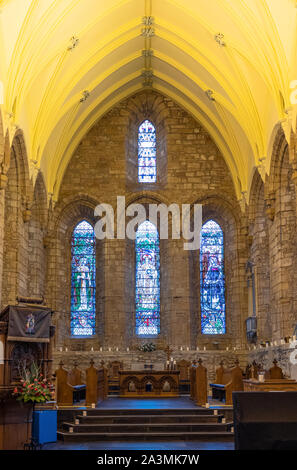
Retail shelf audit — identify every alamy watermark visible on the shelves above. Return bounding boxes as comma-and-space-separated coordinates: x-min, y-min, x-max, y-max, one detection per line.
94, 196, 202, 250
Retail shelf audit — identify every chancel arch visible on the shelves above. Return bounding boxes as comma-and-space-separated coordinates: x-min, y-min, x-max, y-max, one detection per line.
189, 196, 245, 349
48, 199, 104, 347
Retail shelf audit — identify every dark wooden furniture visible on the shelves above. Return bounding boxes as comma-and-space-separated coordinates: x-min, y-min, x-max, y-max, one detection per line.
108, 360, 123, 378
190, 359, 207, 406
233, 391, 297, 449
210, 360, 243, 405
85, 360, 108, 406
266, 359, 284, 379
177, 359, 191, 394
118, 370, 180, 397
0, 386, 33, 450
243, 378, 297, 392
0, 303, 55, 386
55, 362, 86, 406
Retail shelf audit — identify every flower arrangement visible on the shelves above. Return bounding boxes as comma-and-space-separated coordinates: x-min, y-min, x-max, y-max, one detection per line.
12, 362, 54, 404
139, 342, 156, 352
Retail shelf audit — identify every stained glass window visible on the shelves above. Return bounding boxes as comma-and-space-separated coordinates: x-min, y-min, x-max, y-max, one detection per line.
135, 220, 160, 335
71, 220, 96, 336
138, 120, 156, 183
200, 220, 226, 334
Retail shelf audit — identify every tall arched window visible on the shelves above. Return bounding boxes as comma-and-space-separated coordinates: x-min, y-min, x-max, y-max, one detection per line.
71, 220, 96, 336
138, 120, 156, 183
200, 220, 226, 334
135, 220, 160, 335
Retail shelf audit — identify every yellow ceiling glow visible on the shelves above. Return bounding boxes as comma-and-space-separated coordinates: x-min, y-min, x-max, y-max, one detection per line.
0, 0, 296, 203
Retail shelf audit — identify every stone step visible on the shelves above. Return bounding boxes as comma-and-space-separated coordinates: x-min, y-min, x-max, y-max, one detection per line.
57, 430, 234, 442
79, 408, 223, 416
62, 421, 232, 433
76, 414, 224, 424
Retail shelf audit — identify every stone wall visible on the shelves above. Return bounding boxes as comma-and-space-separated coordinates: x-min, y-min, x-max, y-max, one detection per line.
1, 92, 297, 378
49, 90, 247, 360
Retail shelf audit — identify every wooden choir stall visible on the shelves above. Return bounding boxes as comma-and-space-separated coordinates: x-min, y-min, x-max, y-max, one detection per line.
243, 359, 297, 392
0, 301, 55, 450
55, 360, 108, 406
209, 359, 243, 405
190, 359, 208, 406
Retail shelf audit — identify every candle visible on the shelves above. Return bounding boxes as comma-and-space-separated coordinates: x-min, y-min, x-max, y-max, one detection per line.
204, 346, 206, 351
214, 410, 218, 415
127, 347, 129, 352
60, 347, 62, 352
91, 403, 95, 409
180, 347, 183, 351
75, 419, 79, 425
83, 411, 87, 417
100, 347, 102, 351
65, 347, 68, 352
231, 427, 234, 433
226, 347, 229, 351
222, 418, 226, 424
196, 346, 199, 351
205, 403, 209, 408
108, 347, 111, 351
69, 427, 73, 433
187, 347, 189, 351
116, 347, 119, 352
91, 347, 94, 352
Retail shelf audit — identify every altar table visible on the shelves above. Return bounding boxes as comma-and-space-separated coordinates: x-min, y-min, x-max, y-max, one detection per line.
118, 370, 180, 397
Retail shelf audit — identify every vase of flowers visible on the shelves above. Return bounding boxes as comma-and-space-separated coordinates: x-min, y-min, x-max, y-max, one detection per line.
13, 362, 54, 404
12, 362, 54, 448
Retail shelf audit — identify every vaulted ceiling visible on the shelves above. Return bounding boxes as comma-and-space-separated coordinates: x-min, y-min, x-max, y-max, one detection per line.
0, 0, 296, 201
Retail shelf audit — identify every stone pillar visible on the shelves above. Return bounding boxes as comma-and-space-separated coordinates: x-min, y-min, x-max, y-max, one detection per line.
168, 239, 190, 348
0, 173, 7, 306
104, 238, 125, 348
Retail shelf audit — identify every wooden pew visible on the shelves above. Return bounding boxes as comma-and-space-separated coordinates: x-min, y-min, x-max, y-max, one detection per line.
266, 359, 284, 379
190, 359, 208, 406
55, 361, 86, 406
210, 360, 243, 405
85, 360, 108, 406
177, 359, 191, 394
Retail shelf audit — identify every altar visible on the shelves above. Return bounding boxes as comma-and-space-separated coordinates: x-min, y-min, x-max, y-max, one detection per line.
119, 370, 180, 397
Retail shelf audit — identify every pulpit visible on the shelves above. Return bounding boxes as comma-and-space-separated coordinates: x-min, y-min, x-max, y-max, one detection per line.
0, 302, 55, 449
0, 303, 55, 385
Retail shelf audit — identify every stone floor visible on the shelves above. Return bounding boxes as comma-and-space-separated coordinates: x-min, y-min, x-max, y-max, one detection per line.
42, 396, 234, 450
42, 440, 234, 450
